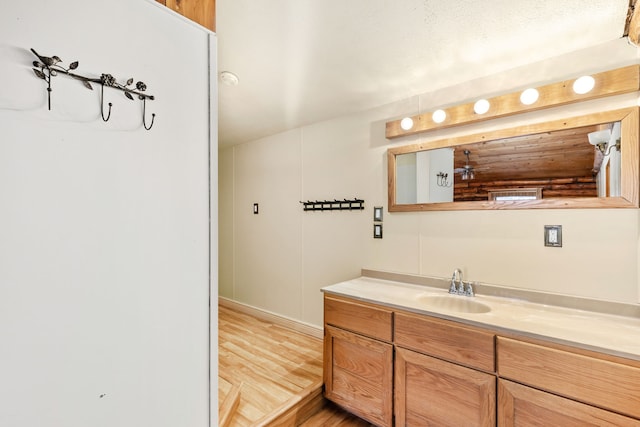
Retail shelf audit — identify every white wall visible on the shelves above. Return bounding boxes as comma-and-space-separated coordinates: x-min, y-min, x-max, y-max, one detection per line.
396, 152, 417, 204
422, 148, 454, 203
219, 38, 640, 328
415, 151, 430, 203
0, 1, 216, 426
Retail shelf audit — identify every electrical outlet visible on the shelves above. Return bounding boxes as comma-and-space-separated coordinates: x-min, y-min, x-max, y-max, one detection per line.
544, 225, 562, 247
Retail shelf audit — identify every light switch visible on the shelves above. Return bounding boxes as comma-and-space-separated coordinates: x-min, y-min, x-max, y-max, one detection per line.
544, 225, 562, 247
253, 203, 259, 214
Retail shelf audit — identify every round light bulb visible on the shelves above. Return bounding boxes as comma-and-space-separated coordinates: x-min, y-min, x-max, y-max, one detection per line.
432, 109, 446, 123
400, 117, 414, 130
573, 75, 595, 94
520, 88, 539, 105
473, 99, 490, 115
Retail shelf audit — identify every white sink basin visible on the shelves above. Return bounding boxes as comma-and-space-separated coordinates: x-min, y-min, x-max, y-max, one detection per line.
416, 295, 491, 314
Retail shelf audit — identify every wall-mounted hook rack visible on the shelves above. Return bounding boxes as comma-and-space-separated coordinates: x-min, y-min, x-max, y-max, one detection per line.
436, 172, 452, 187
300, 198, 365, 211
30, 48, 156, 130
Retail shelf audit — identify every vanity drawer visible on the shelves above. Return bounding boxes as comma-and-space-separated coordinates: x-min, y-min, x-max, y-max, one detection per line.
497, 337, 640, 419
324, 295, 393, 342
394, 311, 495, 372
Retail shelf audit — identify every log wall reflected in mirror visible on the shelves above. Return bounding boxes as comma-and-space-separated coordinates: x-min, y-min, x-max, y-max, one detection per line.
388, 108, 639, 211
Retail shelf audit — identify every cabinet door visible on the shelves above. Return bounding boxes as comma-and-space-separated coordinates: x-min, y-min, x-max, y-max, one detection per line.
395, 347, 495, 427
498, 379, 640, 426
324, 325, 393, 427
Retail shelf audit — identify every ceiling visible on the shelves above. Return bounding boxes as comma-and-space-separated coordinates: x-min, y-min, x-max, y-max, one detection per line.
452, 124, 607, 184
216, 0, 631, 147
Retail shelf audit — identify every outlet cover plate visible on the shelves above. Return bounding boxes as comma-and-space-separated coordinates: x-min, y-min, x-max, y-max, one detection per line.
544, 225, 562, 247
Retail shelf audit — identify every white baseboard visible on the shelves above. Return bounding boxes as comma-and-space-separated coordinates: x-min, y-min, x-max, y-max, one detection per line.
218, 297, 323, 340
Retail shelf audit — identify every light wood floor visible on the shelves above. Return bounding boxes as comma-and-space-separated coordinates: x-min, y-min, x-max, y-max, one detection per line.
299, 401, 375, 426
218, 304, 373, 426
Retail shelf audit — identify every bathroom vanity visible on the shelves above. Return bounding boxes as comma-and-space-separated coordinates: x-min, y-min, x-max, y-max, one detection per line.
322, 275, 640, 426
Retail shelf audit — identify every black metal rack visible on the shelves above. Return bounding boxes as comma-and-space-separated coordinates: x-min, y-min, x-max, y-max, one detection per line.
30, 48, 156, 130
300, 198, 365, 211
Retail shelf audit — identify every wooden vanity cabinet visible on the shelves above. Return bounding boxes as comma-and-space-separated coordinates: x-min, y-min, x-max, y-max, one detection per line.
323, 295, 394, 427
324, 293, 640, 426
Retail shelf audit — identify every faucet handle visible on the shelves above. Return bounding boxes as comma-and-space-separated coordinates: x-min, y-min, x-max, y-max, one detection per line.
449, 279, 458, 294
464, 282, 475, 297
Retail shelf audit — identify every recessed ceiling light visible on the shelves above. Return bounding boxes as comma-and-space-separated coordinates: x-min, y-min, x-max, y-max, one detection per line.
432, 109, 446, 123
400, 117, 414, 130
473, 99, 490, 115
219, 71, 239, 86
573, 75, 595, 94
520, 88, 539, 105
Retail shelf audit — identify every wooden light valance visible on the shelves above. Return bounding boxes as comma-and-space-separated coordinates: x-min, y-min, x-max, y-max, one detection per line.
386, 65, 640, 139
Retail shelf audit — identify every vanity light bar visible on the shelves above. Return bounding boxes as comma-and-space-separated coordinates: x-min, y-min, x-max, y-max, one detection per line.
386, 65, 640, 139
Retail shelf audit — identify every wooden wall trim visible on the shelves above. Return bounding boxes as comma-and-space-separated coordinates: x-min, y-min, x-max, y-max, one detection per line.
157, 0, 215, 32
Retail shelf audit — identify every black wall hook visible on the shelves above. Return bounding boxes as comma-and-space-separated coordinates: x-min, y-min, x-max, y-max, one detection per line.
101, 84, 112, 122
143, 97, 155, 130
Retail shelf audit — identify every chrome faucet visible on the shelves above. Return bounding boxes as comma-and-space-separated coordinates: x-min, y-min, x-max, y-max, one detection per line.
450, 268, 475, 296
450, 268, 463, 294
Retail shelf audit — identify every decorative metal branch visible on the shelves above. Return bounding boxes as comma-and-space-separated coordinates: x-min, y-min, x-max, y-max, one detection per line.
30, 48, 156, 130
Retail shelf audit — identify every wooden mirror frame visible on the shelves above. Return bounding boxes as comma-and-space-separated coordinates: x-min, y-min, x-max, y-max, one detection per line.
387, 107, 639, 211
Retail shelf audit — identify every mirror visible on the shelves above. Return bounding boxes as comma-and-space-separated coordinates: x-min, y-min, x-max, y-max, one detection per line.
388, 108, 639, 211
395, 123, 620, 203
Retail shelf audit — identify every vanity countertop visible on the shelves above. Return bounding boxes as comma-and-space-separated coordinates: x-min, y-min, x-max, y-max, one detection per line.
322, 276, 640, 361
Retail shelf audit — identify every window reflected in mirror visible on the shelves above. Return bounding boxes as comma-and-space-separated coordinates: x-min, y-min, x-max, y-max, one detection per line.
487, 188, 542, 201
